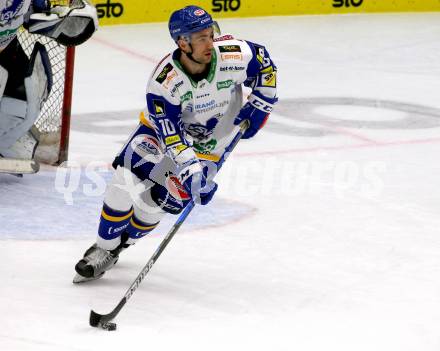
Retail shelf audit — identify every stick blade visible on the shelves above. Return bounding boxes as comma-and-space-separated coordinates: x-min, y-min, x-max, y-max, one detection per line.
89, 310, 103, 327
89, 310, 117, 331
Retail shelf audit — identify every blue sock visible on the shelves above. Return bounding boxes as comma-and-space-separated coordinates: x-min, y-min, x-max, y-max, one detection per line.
125, 214, 159, 241
98, 203, 133, 242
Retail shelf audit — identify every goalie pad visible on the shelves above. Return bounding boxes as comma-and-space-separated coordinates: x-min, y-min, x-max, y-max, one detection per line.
25, 0, 98, 46
0, 43, 51, 156
0, 65, 8, 102
0, 157, 40, 175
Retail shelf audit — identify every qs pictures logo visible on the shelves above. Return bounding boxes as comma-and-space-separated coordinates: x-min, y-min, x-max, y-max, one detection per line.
96, 0, 124, 18
333, 0, 363, 7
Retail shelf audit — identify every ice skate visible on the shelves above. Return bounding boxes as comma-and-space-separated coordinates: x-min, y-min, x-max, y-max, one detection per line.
73, 244, 119, 283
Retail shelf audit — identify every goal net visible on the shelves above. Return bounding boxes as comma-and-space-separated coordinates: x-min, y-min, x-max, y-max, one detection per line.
16, 0, 84, 165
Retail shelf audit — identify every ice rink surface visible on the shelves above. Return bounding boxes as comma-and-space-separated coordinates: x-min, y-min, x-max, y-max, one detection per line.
1, 13, 440, 351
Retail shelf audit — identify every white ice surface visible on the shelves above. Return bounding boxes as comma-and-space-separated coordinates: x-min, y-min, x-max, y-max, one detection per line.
1, 13, 440, 351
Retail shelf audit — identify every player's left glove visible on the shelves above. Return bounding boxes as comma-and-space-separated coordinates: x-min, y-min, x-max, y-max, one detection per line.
179, 159, 218, 205
234, 93, 277, 139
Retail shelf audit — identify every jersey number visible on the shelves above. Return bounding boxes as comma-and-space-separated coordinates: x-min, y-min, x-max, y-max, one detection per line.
158, 119, 176, 136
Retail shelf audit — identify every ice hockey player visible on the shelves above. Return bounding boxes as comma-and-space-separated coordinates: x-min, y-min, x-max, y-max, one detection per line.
0, 0, 98, 174
73, 5, 277, 283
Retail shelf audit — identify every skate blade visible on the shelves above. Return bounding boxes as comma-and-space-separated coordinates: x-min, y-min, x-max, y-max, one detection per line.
73, 272, 104, 284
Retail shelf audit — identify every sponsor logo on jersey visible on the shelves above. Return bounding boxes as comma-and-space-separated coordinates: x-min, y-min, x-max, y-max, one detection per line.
195, 99, 223, 113
261, 71, 276, 87
193, 139, 218, 154
219, 45, 241, 53
196, 93, 210, 99
220, 53, 243, 61
214, 34, 234, 42
164, 70, 178, 88
218, 45, 241, 53
220, 66, 245, 72
215, 100, 229, 109
155, 63, 174, 84
170, 80, 184, 95
153, 100, 166, 117
195, 100, 216, 110
165, 135, 181, 145
174, 144, 189, 156
181, 91, 193, 103
130, 134, 162, 163
217, 80, 234, 90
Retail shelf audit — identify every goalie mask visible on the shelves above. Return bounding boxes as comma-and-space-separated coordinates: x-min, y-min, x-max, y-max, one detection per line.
168, 5, 220, 43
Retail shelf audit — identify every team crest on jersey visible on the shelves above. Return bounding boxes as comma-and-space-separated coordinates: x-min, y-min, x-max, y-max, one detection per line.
219, 45, 241, 53
153, 100, 166, 117
155, 63, 174, 84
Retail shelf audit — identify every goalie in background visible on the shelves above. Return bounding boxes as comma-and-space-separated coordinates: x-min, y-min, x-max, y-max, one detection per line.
0, 0, 98, 174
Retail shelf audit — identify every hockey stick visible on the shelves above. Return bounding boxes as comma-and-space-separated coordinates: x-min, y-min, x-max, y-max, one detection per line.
89, 121, 249, 331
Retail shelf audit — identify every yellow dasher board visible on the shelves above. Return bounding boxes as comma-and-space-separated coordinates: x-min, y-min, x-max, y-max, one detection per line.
90, 0, 440, 26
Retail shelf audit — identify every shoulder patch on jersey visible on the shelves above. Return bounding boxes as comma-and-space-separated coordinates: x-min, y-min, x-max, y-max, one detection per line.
156, 63, 174, 84
219, 45, 241, 53
153, 100, 166, 117
261, 71, 277, 87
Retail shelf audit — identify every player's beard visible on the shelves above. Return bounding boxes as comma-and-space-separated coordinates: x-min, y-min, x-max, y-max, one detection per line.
192, 49, 212, 65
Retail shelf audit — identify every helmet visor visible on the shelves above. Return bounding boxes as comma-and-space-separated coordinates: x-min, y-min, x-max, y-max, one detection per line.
181, 21, 221, 43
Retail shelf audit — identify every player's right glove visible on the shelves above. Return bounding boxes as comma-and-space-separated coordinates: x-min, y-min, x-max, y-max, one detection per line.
234, 92, 277, 139
178, 159, 218, 205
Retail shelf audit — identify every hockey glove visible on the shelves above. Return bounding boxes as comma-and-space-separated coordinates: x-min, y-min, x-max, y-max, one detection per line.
179, 159, 218, 205
234, 93, 276, 139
